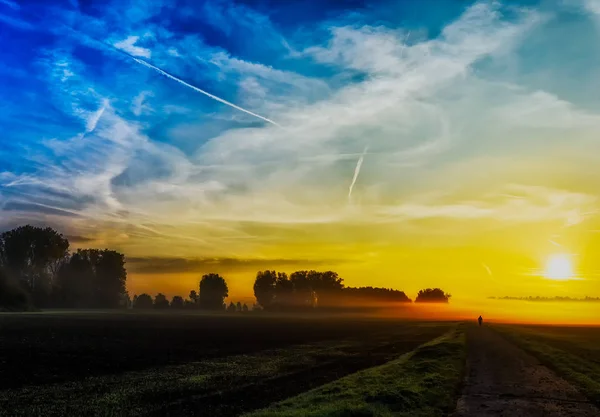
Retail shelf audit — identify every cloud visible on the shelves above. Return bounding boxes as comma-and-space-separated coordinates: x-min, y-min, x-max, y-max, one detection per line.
65, 235, 96, 244
86, 99, 109, 133
132, 91, 153, 116
113, 35, 152, 58
5, 0, 600, 269
127, 256, 345, 274
583, 0, 600, 15
0, 0, 19, 10
127, 55, 281, 126
0, 13, 34, 30
3, 202, 82, 218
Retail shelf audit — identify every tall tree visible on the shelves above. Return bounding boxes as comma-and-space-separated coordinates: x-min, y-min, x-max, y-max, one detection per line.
290, 271, 317, 308
55, 250, 94, 307
93, 250, 127, 308
0, 225, 69, 306
274, 272, 294, 309
56, 249, 127, 308
198, 273, 228, 310
253, 270, 277, 310
0, 267, 30, 311
309, 270, 344, 307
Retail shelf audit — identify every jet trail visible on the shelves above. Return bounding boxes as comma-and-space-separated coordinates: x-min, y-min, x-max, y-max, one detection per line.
348, 146, 368, 201
130, 57, 281, 127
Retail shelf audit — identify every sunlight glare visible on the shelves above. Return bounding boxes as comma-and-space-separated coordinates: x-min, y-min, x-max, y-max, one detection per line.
544, 254, 573, 281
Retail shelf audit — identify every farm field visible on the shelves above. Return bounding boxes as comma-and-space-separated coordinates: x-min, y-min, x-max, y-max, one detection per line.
0, 311, 457, 416
494, 324, 600, 406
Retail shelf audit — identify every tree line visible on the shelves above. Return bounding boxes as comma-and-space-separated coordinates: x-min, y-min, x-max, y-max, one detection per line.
130, 271, 451, 312
0, 225, 127, 310
0, 225, 451, 311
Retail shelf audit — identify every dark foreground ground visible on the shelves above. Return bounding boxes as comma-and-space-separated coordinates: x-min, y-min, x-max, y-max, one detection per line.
2, 312, 599, 417
0, 311, 454, 416
453, 325, 599, 417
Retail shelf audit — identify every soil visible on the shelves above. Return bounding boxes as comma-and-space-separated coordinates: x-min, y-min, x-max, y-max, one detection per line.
452, 325, 599, 417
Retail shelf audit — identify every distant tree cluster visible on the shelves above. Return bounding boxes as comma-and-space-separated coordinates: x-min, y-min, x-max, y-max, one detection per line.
132, 273, 249, 312
0, 225, 127, 311
415, 288, 451, 303
489, 296, 600, 302
252, 270, 417, 311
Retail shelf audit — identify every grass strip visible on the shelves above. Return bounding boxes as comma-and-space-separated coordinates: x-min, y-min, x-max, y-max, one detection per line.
245, 325, 466, 417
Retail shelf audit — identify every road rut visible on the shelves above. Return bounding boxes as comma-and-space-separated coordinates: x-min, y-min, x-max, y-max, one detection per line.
452, 325, 598, 417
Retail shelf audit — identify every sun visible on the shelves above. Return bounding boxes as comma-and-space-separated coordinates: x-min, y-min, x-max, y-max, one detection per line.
544, 254, 573, 281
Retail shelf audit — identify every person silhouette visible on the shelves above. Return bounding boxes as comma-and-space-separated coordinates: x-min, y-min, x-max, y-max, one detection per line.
478, 315, 483, 326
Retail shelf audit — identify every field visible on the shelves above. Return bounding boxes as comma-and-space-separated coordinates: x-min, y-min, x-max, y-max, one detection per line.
4, 312, 599, 417
0, 311, 461, 416
494, 324, 600, 406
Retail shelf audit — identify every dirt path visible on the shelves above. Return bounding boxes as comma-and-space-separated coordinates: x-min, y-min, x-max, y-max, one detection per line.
452, 325, 598, 417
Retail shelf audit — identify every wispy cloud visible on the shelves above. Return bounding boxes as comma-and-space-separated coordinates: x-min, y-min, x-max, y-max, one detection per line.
4, 0, 600, 289
128, 55, 281, 126
0, 0, 20, 10
113, 35, 151, 58
0, 12, 34, 30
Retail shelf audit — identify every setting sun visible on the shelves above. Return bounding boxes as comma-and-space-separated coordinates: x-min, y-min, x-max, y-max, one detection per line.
544, 254, 574, 281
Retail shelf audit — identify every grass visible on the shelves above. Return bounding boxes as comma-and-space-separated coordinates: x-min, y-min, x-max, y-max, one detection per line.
0, 312, 454, 416
244, 325, 466, 417
494, 324, 600, 406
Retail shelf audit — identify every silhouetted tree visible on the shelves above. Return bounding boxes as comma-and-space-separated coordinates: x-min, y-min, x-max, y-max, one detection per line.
154, 293, 170, 309
56, 249, 127, 308
253, 270, 277, 310
309, 270, 344, 306
198, 273, 228, 310
171, 295, 184, 309
0, 225, 69, 306
93, 250, 127, 308
0, 267, 31, 311
274, 272, 294, 309
289, 271, 317, 308
415, 288, 451, 303
227, 301, 236, 312
342, 287, 412, 303
187, 290, 198, 305
133, 293, 153, 309
236, 301, 242, 312
55, 250, 94, 307
120, 292, 132, 309
242, 303, 249, 312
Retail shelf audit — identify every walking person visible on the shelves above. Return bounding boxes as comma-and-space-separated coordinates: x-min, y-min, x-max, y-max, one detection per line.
478, 315, 483, 327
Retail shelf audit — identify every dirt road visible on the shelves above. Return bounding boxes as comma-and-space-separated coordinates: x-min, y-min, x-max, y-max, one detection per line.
452, 325, 598, 417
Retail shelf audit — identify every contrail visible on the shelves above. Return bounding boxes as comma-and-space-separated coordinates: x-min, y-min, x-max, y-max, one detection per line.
130, 57, 281, 127
86, 99, 108, 133
348, 146, 368, 201
481, 262, 492, 276
7, 7, 280, 127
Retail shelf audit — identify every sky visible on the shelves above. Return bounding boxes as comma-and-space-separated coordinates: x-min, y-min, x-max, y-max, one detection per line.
2, 0, 600, 317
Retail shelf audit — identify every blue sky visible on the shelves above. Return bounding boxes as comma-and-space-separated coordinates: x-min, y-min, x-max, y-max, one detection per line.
2, 0, 600, 300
